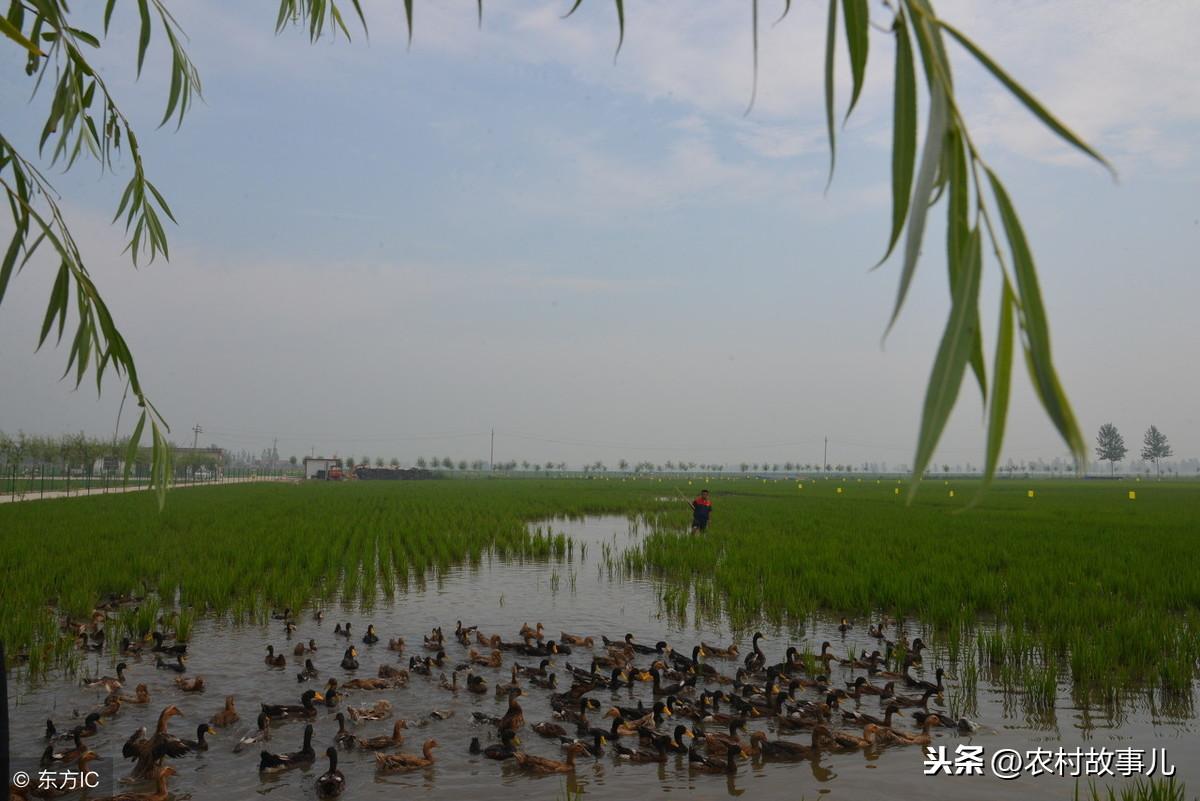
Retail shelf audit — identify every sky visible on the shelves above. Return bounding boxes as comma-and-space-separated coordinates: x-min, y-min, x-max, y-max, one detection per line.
1, 0, 1197, 470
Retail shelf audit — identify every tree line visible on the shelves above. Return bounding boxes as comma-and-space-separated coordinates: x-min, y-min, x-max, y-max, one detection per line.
1095, 424, 1173, 477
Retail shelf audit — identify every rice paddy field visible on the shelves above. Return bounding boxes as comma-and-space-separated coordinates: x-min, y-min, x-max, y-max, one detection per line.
3, 477, 1198, 800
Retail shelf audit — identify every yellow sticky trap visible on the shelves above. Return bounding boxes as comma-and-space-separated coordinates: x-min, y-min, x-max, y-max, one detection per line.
894, 488, 900, 495
948, 490, 955, 498
1027, 490, 1035, 498
836, 487, 843, 495
1128, 491, 1136, 500
688, 480, 692, 485
797, 484, 803, 490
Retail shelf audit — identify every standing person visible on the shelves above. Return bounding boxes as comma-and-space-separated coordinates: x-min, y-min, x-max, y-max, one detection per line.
690, 489, 712, 534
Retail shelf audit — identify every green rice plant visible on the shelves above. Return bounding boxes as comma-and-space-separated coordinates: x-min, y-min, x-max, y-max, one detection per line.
1075, 777, 1188, 801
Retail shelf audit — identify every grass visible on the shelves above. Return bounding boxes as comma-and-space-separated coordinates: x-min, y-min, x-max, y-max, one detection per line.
1076, 778, 1188, 801
2, 476, 1199, 705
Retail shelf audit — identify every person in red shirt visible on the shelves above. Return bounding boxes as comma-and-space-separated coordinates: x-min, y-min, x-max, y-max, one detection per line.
691, 489, 712, 534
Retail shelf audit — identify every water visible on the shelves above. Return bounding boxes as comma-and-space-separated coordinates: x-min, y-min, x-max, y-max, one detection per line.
7, 516, 1197, 800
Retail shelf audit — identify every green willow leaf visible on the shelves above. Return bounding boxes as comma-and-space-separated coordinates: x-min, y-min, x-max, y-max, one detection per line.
841, 0, 868, 121
123, 410, 147, 482
772, 0, 792, 27
1, 15, 45, 56
103, 0, 118, 34
944, 124, 986, 402
885, 67, 947, 335
876, 11, 915, 268
135, 0, 151, 75
987, 168, 1086, 464
402, 0, 413, 45
38, 261, 70, 347
822, 0, 837, 188
909, 225, 981, 498
613, 0, 625, 60
978, 280, 1015, 492
939, 19, 1112, 175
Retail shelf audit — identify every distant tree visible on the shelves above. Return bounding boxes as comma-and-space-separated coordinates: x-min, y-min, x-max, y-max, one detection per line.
289, 455, 298, 466
389, 457, 400, 467
739, 462, 749, 473
458, 459, 468, 471
1094, 423, 1127, 476
374, 456, 383, 467
359, 456, 369, 467
347, 457, 357, 469
1141, 425, 1173, 478
618, 459, 629, 471
441, 457, 454, 470
943, 464, 950, 474
416, 457, 427, 469
521, 460, 530, 471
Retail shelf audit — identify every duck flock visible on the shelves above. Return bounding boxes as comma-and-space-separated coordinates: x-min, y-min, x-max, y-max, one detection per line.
19, 609, 978, 799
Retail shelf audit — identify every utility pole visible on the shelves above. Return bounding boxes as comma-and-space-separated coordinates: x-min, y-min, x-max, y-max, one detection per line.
823, 436, 828, 473
490, 428, 495, 472
272, 437, 278, 468
192, 423, 203, 451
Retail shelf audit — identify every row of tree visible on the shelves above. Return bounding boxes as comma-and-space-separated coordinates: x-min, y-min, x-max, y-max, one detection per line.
1095, 424, 1173, 476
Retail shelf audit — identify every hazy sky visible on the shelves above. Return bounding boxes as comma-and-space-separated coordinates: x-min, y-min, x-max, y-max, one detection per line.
1, 1, 1197, 468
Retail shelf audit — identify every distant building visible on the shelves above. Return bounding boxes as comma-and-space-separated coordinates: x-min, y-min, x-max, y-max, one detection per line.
304, 457, 343, 480
173, 446, 227, 465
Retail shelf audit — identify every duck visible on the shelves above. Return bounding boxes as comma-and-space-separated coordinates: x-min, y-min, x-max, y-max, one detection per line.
120, 638, 144, 657
649, 667, 695, 697
259, 723, 316, 772
889, 714, 941, 746
180, 723, 216, 752
743, 632, 766, 672
344, 676, 396, 691
375, 739, 438, 772
881, 685, 936, 709
155, 654, 186, 673
174, 675, 205, 693
640, 723, 692, 754
687, 744, 739, 773
362, 624, 379, 645
334, 622, 352, 638
907, 666, 945, 694
514, 742, 586, 774
294, 638, 318, 656
843, 702, 903, 729
272, 608, 292, 621
560, 631, 594, 647
838, 617, 852, 634
749, 729, 824, 760
77, 712, 104, 737
87, 765, 175, 801
96, 696, 124, 724
695, 719, 750, 757
297, 659, 319, 683
701, 641, 739, 658
356, 720, 407, 750
531, 672, 558, 691
496, 688, 526, 732
614, 737, 669, 764
423, 628, 445, 650
261, 689, 324, 720
558, 731, 606, 758
150, 631, 186, 656
121, 684, 151, 705
378, 664, 409, 682
387, 637, 405, 652
263, 645, 286, 668
340, 646, 359, 671
82, 662, 127, 692
845, 675, 886, 697
470, 729, 521, 760
829, 723, 880, 750
469, 648, 503, 668
284, 622, 297, 639
325, 713, 353, 750
316, 747, 345, 798
465, 673, 489, 694
347, 700, 391, 722
495, 665, 521, 695
40, 729, 84, 766
519, 622, 544, 641
912, 709, 978, 733
233, 713, 271, 754
124, 706, 188, 779
532, 720, 568, 738
210, 696, 238, 728
517, 639, 559, 658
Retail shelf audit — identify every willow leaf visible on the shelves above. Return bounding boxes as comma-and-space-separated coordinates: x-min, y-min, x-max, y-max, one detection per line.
1, 15, 45, 56
939, 19, 1112, 175
746, 0, 758, 115
978, 280, 1014, 493
909, 225, 981, 498
944, 124, 986, 402
987, 168, 1086, 463
135, 0, 151, 75
822, 0, 837, 188
123, 411, 147, 482
841, 0, 868, 121
885, 72, 947, 335
876, 11, 915, 267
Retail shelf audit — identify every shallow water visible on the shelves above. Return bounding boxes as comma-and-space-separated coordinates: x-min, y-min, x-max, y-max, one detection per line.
7, 516, 1197, 800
